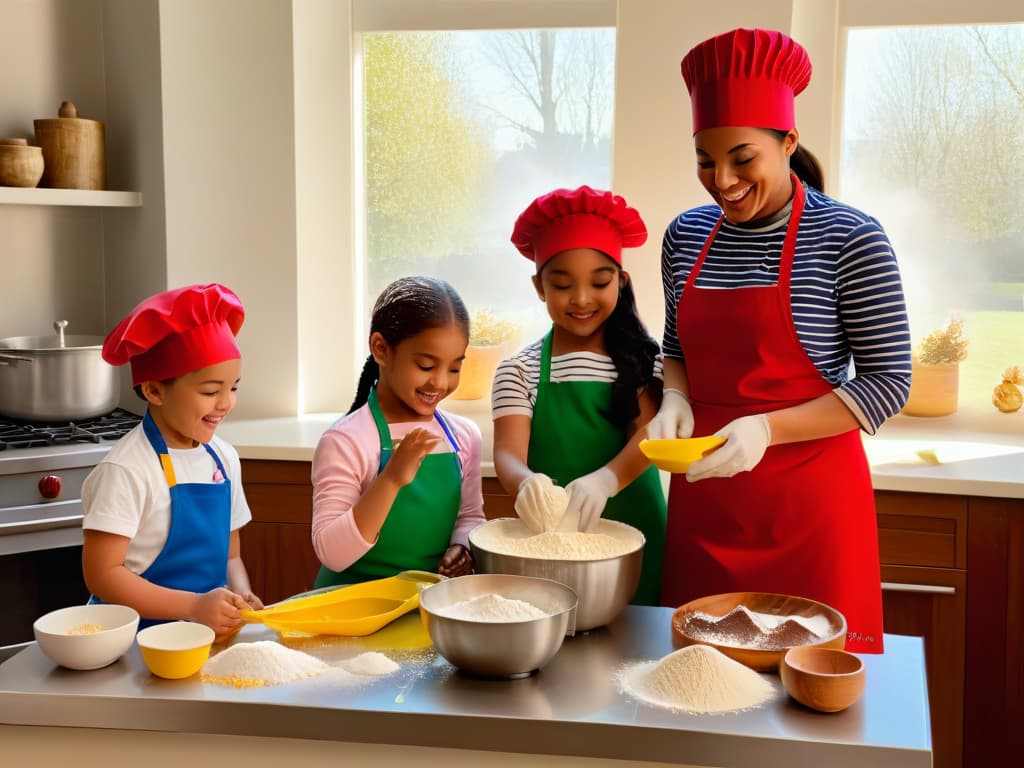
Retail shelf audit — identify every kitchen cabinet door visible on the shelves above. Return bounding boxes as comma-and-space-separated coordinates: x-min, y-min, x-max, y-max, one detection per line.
239, 460, 319, 604
482, 477, 515, 520
963, 497, 1023, 768
881, 564, 966, 768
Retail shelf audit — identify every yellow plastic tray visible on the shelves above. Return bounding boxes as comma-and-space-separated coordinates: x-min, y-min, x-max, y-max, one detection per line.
240, 570, 442, 637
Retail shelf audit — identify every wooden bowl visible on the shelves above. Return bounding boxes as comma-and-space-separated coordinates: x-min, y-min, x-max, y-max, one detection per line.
780, 646, 866, 712
671, 591, 846, 671
0, 139, 44, 187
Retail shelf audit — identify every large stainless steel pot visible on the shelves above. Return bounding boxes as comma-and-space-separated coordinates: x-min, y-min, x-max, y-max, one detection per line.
0, 320, 119, 421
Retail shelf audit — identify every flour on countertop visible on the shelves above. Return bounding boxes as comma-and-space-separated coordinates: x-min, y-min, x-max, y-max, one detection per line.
621, 644, 775, 714
201, 640, 329, 687
339, 651, 400, 675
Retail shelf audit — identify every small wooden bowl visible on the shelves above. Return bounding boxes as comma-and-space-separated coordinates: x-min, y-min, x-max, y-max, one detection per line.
0, 139, 44, 187
671, 591, 846, 671
780, 646, 866, 712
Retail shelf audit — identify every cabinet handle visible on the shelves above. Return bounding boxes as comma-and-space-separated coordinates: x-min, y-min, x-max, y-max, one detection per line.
881, 581, 956, 595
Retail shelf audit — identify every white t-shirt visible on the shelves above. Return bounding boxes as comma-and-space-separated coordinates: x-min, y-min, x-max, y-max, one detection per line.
82, 422, 252, 575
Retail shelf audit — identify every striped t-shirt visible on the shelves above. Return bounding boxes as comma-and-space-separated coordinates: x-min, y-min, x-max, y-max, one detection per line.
661, 185, 911, 434
491, 338, 663, 420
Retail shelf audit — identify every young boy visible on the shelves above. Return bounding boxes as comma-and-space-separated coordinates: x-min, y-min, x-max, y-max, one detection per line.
82, 283, 263, 639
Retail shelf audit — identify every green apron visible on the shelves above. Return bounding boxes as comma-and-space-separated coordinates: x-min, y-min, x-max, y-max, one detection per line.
314, 388, 462, 587
527, 332, 667, 605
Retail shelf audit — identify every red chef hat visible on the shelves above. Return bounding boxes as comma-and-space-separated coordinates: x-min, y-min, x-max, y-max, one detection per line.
510, 185, 647, 269
103, 284, 245, 385
681, 28, 812, 135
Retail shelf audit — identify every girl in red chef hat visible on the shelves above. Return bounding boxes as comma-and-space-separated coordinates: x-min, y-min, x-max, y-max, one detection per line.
648, 29, 912, 652
493, 186, 667, 605
311, 276, 485, 587
81, 284, 263, 639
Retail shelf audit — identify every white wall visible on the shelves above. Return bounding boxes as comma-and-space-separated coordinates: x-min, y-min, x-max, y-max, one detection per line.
0, 0, 109, 339
158, 0, 300, 418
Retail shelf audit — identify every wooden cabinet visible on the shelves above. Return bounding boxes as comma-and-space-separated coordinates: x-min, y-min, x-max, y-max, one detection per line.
238, 460, 320, 604
963, 497, 1023, 768
876, 491, 967, 768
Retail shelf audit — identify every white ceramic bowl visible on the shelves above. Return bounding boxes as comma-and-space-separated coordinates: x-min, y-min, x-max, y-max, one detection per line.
33, 604, 140, 670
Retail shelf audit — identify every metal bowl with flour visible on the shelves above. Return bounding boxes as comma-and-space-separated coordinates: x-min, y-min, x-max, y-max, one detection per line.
419, 573, 578, 679
469, 518, 644, 632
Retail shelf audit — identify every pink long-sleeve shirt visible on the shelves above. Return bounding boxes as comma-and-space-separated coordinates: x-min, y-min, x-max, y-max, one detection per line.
311, 403, 485, 573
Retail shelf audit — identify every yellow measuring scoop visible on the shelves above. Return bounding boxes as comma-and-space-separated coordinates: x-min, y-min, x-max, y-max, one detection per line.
240, 570, 443, 637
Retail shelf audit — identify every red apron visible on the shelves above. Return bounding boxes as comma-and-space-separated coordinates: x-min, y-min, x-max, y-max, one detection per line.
662, 177, 884, 653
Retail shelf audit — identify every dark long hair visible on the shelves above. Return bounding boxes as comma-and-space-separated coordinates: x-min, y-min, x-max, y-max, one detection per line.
602, 277, 663, 430
349, 276, 470, 414
769, 129, 825, 192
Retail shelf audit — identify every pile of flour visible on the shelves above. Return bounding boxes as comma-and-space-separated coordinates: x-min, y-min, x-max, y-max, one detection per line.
684, 605, 833, 650
471, 518, 641, 561
202, 641, 399, 687
435, 593, 547, 622
621, 645, 775, 714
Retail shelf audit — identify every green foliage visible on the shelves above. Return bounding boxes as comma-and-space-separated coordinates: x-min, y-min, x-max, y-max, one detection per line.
364, 33, 493, 268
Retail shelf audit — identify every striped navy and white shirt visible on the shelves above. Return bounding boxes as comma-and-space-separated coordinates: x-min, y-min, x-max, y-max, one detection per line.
661, 185, 911, 434
491, 338, 663, 420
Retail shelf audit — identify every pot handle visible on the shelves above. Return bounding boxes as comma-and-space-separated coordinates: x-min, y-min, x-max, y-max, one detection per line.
54, 319, 68, 348
0, 352, 34, 365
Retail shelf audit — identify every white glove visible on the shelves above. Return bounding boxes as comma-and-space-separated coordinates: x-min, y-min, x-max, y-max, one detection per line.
515, 473, 568, 534
563, 467, 618, 533
686, 414, 772, 482
646, 388, 695, 440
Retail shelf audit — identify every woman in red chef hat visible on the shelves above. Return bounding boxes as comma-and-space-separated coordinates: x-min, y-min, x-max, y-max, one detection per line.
82, 284, 263, 639
493, 186, 667, 605
648, 29, 912, 652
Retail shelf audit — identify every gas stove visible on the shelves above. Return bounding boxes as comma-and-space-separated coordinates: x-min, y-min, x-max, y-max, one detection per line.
0, 409, 142, 475
0, 410, 143, 648
0, 408, 142, 450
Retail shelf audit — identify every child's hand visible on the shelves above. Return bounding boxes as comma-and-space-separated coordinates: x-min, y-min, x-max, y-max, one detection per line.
382, 428, 442, 488
437, 544, 473, 578
238, 590, 264, 611
190, 587, 245, 638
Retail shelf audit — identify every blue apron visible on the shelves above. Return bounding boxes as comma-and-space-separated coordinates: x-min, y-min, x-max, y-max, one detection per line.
90, 411, 232, 628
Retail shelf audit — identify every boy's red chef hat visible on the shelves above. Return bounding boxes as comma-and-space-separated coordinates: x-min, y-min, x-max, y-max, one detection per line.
681, 28, 812, 135
103, 283, 245, 385
511, 185, 647, 269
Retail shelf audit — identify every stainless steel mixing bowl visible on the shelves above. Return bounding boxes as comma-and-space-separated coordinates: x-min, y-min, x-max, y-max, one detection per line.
469, 518, 644, 631
419, 573, 578, 679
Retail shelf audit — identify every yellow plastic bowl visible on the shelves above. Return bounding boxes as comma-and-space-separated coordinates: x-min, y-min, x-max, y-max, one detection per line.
136, 621, 215, 679
639, 436, 726, 473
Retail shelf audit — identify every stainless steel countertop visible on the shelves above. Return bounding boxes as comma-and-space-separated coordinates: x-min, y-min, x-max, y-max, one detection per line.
0, 606, 931, 767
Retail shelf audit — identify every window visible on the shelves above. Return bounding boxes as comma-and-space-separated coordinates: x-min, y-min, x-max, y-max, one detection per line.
357, 26, 616, 397
840, 23, 1024, 418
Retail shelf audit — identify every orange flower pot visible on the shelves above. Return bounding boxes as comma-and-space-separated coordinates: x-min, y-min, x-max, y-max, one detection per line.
902, 360, 959, 417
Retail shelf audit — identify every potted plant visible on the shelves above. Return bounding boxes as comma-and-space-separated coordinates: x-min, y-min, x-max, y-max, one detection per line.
901, 318, 968, 417
450, 309, 521, 400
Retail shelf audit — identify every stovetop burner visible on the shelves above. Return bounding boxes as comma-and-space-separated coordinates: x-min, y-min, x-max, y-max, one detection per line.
0, 409, 142, 450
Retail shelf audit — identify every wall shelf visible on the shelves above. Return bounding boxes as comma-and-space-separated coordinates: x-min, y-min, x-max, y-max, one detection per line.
0, 187, 142, 207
